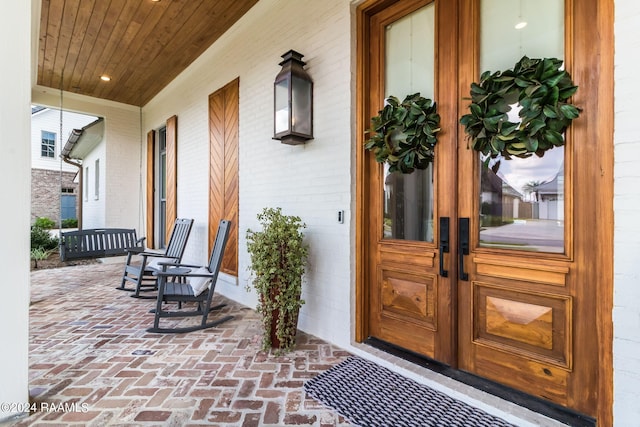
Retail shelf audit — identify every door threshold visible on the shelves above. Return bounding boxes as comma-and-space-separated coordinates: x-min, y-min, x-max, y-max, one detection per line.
364, 337, 596, 427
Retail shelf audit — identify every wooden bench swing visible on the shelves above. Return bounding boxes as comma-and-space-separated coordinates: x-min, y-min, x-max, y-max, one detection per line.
55, 92, 148, 262
59, 228, 146, 261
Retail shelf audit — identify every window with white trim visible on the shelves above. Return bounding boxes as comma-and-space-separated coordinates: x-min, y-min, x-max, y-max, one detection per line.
84, 166, 89, 201
94, 159, 100, 200
41, 131, 56, 158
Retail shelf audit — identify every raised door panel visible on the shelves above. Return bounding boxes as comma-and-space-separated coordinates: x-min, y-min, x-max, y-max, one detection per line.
379, 267, 437, 329
473, 282, 572, 369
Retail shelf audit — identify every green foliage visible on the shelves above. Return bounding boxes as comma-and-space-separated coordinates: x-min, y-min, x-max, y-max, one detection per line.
480, 202, 493, 215
31, 226, 59, 251
34, 216, 56, 229
30, 247, 52, 269
460, 56, 581, 161
364, 93, 441, 174
61, 218, 78, 228
246, 207, 309, 354
481, 215, 513, 228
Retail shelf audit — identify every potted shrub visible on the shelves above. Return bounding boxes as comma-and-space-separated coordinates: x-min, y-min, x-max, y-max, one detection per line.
246, 207, 309, 353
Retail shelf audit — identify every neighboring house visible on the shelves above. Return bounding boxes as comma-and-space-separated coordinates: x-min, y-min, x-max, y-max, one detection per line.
479, 166, 525, 221
4, 1, 639, 427
30, 107, 97, 226
536, 166, 565, 221
60, 117, 109, 230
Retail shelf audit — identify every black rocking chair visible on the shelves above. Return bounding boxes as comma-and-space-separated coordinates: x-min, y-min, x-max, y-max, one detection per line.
147, 219, 232, 334
117, 217, 194, 298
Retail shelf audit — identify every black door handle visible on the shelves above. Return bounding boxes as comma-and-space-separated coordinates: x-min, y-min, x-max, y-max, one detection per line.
459, 217, 469, 281
439, 217, 449, 277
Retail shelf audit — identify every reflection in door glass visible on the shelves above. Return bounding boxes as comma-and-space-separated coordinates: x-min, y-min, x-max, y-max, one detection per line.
384, 163, 434, 242
382, 4, 435, 243
479, 0, 565, 253
479, 147, 564, 253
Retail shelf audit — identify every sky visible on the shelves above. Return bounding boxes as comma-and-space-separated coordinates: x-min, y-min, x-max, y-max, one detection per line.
490, 146, 564, 197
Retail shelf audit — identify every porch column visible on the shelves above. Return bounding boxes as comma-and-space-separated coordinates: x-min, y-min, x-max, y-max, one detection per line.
0, 0, 31, 421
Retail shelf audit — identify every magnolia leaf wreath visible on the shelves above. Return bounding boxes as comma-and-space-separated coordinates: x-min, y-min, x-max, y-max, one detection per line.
364, 93, 441, 174
459, 56, 581, 167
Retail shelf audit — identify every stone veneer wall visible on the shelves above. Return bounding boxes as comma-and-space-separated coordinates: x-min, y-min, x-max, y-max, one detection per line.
31, 168, 78, 225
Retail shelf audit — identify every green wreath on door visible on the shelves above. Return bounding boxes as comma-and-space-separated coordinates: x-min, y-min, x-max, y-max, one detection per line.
460, 56, 581, 164
364, 93, 441, 174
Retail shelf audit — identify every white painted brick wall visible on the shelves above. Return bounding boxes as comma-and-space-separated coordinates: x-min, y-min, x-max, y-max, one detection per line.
81, 143, 106, 229
614, 0, 640, 424
144, 0, 354, 347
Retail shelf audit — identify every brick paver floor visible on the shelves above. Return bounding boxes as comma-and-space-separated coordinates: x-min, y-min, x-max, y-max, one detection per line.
11, 261, 352, 426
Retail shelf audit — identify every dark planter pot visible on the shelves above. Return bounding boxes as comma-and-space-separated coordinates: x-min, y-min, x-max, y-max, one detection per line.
266, 285, 301, 350
269, 306, 300, 350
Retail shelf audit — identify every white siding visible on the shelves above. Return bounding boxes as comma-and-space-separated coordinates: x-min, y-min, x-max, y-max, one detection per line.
144, 0, 354, 347
613, 0, 640, 424
30, 109, 97, 172
81, 140, 106, 229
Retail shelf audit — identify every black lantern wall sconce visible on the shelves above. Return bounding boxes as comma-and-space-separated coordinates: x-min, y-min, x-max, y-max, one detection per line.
273, 50, 313, 145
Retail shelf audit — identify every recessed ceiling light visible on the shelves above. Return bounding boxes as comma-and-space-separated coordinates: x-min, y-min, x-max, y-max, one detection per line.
515, 21, 527, 30
100, 75, 111, 82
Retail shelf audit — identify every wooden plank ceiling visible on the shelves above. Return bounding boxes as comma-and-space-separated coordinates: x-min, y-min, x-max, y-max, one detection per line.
37, 0, 259, 107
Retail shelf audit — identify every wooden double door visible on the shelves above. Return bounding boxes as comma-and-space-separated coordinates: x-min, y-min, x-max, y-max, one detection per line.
357, 0, 612, 423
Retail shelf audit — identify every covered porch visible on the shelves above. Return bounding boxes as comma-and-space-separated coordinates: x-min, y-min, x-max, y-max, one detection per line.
20, 261, 351, 426
4, 0, 639, 426
15, 260, 569, 426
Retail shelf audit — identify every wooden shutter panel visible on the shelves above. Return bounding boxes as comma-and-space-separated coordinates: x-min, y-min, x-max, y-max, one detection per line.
165, 115, 178, 242
208, 78, 239, 275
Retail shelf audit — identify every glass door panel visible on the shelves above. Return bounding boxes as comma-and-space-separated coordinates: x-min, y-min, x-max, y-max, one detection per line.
384, 163, 434, 241
479, 148, 564, 252
383, 4, 435, 243
480, 0, 563, 71
478, 0, 565, 253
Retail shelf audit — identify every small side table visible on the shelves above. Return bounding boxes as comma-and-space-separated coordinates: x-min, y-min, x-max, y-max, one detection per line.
155, 267, 191, 308
164, 267, 191, 283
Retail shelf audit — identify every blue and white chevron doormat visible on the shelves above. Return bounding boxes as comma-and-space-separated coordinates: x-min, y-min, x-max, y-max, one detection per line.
304, 356, 515, 427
